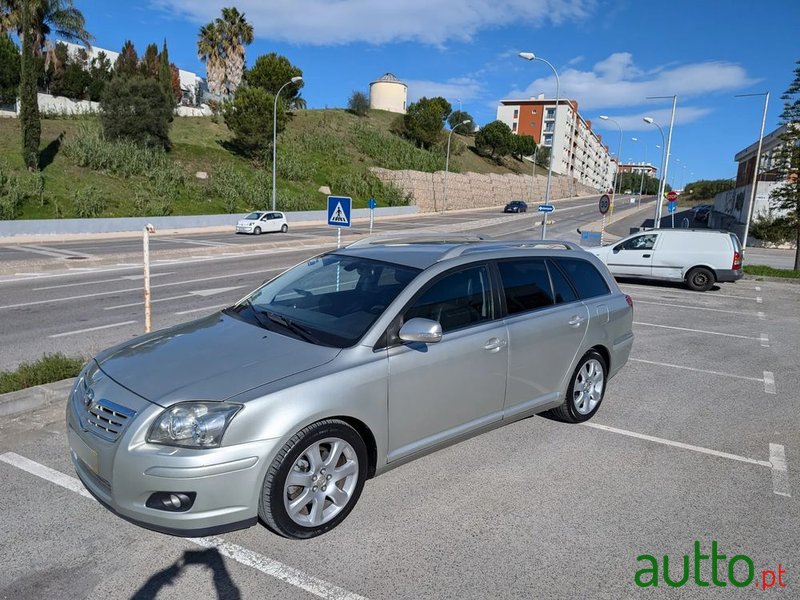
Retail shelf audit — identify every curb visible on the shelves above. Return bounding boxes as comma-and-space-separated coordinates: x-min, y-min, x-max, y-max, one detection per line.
0, 377, 75, 419
743, 274, 800, 285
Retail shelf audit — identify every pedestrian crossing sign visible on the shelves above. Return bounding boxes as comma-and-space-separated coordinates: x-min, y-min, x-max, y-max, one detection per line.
327, 196, 352, 228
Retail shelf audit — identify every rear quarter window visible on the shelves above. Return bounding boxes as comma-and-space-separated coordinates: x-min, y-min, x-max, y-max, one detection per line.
554, 258, 611, 299
497, 259, 554, 315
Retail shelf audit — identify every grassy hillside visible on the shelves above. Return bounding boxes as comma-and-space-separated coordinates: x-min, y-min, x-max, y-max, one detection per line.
0, 109, 546, 220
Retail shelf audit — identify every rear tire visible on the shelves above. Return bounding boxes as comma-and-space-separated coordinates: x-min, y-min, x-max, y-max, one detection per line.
254, 226, 262, 235
686, 267, 714, 292
281, 224, 288, 233
259, 419, 367, 539
546, 350, 607, 423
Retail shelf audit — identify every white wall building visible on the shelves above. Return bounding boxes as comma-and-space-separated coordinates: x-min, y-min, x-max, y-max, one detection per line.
497, 95, 614, 191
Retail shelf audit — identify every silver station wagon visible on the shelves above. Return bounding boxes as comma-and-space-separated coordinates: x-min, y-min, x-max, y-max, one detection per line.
67, 236, 634, 539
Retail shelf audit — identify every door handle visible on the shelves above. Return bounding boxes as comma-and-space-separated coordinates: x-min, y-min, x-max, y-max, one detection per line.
568, 316, 585, 327
642, 253, 651, 258
484, 338, 507, 352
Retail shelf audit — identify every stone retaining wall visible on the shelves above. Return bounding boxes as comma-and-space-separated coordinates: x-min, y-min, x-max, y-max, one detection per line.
371, 167, 601, 212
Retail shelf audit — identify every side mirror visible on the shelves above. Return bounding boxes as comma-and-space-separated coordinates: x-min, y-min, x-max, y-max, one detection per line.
399, 318, 442, 344
612, 245, 622, 254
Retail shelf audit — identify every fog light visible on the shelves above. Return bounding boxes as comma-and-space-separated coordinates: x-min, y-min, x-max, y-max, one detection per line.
146, 491, 196, 512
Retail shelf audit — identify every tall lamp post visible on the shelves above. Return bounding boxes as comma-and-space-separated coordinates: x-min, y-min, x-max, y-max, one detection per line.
644, 117, 666, 228
735, 91, 770, 250
645, 95, 677, 228
443, 119, 471, 212
631, 137, 648, 197
519, 51, 559, 239
272, 76, 304, 211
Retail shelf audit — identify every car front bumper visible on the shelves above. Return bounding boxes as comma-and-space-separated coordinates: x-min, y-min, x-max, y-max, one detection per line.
66, 381, 280, 537
236, 226, 255, 233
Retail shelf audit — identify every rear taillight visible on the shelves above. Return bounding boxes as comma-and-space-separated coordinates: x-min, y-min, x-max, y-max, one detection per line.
625, 294, 634, 310
733, 251, 742, 270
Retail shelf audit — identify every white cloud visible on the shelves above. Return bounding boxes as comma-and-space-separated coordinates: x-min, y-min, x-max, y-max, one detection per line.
511, 52, 757, 110
589, 107, 715, 132
405, 77, 483, 103
153, 0, 595, 45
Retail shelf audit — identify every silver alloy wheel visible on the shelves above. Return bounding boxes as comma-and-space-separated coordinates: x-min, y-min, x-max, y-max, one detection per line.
572, 358, 605, 415
283, 437, 359, 527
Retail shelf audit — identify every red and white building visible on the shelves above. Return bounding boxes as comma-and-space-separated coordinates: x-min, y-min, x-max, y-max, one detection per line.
497, 94, 615, 191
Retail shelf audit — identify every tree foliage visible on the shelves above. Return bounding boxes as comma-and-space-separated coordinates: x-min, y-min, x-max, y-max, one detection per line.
222, 86, 286, 158
244, 53, 304, 106
447, 109, 474, 133
400, 96, 451, 149
510, 134, 536, 160
114, 40, 138, 78
197, 7, 254, 97
0, 33, 20, 105
0, 0, 93, 55
769, 58, 800, 270
680, 179, 735, 202
100, 76, 173, 149
475, 120, 512, 161
347, 90, 369, 116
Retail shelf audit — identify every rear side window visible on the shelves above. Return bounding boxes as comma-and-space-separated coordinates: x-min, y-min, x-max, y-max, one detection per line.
546, 259, 578, 304
497, 259, 554, 315
554, 258, 610, 299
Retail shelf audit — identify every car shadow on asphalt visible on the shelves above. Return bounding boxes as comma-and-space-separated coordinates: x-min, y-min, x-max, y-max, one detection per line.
614, 276, 721, 293
130, 548, 241, 600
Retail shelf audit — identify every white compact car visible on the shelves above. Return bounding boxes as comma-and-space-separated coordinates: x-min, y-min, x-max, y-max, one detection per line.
587, 229, 743, 291
236, 211, 289, 235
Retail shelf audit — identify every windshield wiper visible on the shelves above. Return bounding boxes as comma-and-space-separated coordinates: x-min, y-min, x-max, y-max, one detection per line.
237, 299, 270, 330
264, 311, 321, 344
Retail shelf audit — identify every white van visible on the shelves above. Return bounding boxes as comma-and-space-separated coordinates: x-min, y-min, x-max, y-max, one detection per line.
587, 229, 743, 291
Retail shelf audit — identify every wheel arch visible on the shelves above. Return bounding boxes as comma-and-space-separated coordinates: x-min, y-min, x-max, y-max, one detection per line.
590, 344, 611, 374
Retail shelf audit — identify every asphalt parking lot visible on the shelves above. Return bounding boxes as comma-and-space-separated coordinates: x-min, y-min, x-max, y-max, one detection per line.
1, 273, 797, 598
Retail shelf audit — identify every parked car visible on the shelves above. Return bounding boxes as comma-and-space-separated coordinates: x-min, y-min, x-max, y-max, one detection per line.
691, 204, 713, 222
236, 211, 289, 235
586, 229, 743, 291
67, 236, 633, 539
504, 200, 528, 213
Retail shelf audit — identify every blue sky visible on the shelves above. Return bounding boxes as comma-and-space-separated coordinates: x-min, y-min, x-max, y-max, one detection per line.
77, 0, 799, 186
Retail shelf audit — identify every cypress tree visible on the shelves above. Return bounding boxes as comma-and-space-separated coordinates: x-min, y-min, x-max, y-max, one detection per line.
158, 40, 175, 116
19, 2, 41, 170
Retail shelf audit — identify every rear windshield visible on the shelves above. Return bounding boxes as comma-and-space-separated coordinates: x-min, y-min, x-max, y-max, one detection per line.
552, 258, 610, 299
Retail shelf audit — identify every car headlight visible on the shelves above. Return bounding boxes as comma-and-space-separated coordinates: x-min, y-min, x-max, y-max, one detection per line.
147, 402, 242, 448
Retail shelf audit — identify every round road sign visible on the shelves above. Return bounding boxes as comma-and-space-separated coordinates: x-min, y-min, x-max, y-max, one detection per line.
667, 191, 678, 202
599, 194, 611, 215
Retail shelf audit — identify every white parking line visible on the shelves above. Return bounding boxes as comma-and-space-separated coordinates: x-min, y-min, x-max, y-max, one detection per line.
757, 296, 763, 304
761, 333, 770, 347
582, 423, 771, 467
763, 371, 776, 394
48, 320, 137, 338
583, 424, 790, 498
758, 311, 766, 320
755, 286, 762, 291
33, 272, 174, 291
769, 444, 791, 497
627, 289, 761, 302
630, 358, 766, 383
635, 299, 761, 318
633, 321, 763, 341
0, 452, 369, 600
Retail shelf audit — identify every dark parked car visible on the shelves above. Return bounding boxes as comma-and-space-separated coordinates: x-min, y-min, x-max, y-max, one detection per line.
691, 204, 712, 222
504, 200, 528, 213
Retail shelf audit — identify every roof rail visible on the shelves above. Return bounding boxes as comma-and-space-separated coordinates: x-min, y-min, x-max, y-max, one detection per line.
346, 232, 486, 248
437, 239, 582, 261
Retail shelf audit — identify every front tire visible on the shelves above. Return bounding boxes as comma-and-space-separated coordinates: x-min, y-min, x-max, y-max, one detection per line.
686, 267, 714, 292
259, 419, 367, 539
547, 350, 607, 423
253, 226, 262, 235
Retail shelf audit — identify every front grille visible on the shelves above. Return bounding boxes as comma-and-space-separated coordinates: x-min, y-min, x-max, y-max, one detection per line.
74, 383, 136, 442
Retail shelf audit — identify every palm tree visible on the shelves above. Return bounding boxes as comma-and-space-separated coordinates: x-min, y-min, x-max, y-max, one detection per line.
0, 0, 92, 54
217, 7, 253, 95
197, 21, 224, 97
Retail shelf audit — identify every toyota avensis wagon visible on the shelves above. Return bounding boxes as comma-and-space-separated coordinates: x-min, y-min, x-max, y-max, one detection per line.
67, 236, 634, 539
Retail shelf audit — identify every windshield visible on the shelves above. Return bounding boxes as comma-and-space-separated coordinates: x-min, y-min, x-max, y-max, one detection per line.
244, 212, 264, 220
231, 254, 420, 347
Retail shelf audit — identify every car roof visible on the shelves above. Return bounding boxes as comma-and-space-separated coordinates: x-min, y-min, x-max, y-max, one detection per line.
336, 235, 584, 270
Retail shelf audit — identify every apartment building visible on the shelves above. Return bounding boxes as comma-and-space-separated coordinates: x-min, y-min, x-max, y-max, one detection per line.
497, 94, 615, 191
618, 163, 657, 176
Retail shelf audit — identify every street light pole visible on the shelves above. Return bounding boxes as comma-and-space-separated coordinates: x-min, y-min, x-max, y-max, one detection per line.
272, 76, 303, 211
646, 95, 677, 228
519, 52, 559, 240
443, 119, 471, 213
735, 91, 770, 250
644, 117, 667, 228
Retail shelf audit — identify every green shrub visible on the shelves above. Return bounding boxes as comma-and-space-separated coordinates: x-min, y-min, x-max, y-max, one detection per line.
0, 165, 43, 219
0, 353, 85, 394
100, 75, 173, 149
222, 87, 285, 157
351, 123, 445, 172
73, 185, 106, 218
276, 187, 315, 212
749, 213, 793, 244
276, 144, 315, 181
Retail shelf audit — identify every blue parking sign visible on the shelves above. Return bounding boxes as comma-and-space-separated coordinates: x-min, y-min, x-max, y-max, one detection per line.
327, 196, 352, 227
